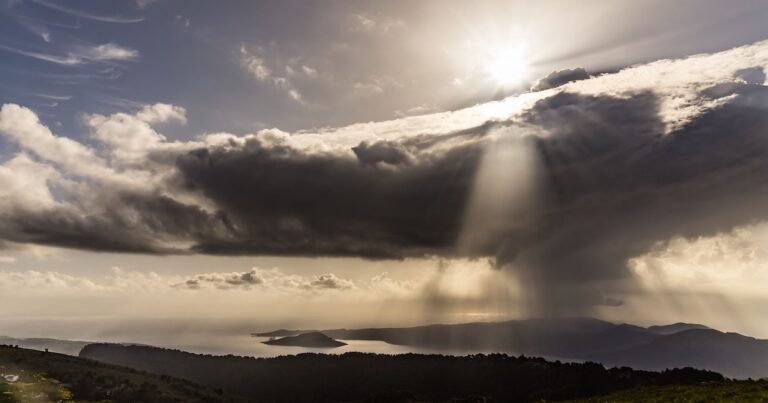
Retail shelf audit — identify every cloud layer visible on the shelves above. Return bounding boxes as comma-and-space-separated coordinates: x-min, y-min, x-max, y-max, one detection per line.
3, 40, 768, 314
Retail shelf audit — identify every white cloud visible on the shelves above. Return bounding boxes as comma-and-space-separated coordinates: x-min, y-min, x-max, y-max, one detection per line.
179, 268, 265, 290
0, 265, 421, 299
135, 103, 187, 125
81, 43, 139, 61
301, 65, 318, 77
0, 154, 62, 212
0, 265, 437, 331
309, 273, 355, 290
83, 103, 188, 164
239, 45, 271, 80
352, 14, 404, 33
174, 267, 358, 292
0, 104, 113, 179
629, 223, 768, 296
238, 45, 304, 102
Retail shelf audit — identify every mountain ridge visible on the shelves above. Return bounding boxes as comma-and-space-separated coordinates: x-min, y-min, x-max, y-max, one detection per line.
254, 318, 768, 378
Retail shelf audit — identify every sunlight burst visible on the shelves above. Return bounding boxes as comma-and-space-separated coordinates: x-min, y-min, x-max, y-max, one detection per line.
484, 44, 529, 87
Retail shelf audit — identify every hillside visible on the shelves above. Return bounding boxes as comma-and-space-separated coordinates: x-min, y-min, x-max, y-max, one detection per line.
80, 343, 724, 402
570, 379, 768, 402
0, 345, 240, 402
590, 329, 768, 379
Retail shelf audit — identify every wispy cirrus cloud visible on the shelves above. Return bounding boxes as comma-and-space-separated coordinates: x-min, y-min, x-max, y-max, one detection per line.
18, 20, 51, 42
238, 44, 313, 103
0, 42, 139, 65
32, 93, 72, 101
0, 44, 81, 65
30, 0, 144, 24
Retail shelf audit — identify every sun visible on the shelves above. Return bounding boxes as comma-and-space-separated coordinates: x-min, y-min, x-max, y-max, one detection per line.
484, 44, 529, 87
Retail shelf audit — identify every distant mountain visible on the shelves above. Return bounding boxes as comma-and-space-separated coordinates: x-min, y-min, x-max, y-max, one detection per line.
0, 336, 145, 357
80, 343, 724, 402
255, 318, 768, 378
263, 332, 346, 348
590, 329, 768, 379
647, 322, 711, 335
259, 318, 662, 356
0, 336, 91, 356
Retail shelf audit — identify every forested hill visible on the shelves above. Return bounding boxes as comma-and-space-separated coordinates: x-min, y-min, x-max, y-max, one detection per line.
80, 343, 724, 402
0, 345, 241, 402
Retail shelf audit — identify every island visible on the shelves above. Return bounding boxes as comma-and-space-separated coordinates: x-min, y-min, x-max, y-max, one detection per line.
251, 329, 307, 338
262, 332, 347, 348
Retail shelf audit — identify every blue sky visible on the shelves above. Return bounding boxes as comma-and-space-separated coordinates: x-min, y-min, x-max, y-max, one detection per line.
4, 0, 768, 141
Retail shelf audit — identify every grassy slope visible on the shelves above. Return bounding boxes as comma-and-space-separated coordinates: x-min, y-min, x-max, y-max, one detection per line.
0, 382, 15, 403
0, 345, 241, 402
570, 380, 768, 402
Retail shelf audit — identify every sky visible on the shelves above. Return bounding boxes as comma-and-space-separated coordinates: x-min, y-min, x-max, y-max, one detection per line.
2, 0, 768, 345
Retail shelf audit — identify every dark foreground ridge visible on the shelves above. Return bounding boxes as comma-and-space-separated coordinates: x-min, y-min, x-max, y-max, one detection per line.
0, 345, 241, 402
262, 332, 346, 348
81, 343, 725, 402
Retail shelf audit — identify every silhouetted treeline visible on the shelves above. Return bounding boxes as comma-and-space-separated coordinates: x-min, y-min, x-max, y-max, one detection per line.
80, 344, 724, 402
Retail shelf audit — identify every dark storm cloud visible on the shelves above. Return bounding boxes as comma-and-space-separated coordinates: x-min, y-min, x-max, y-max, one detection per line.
495, 81, 768, 314
168, 70, 768, 313
0, 190, 220, 254
176, 135, 481, 258
530, 68, 591, 91
352, 140, 414, 166
2, 40, 768, 313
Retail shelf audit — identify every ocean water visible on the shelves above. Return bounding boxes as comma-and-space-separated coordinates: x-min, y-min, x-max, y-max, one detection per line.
0, 318, 523, 358
167, 335, 421, 357
152, 334, 531, 358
